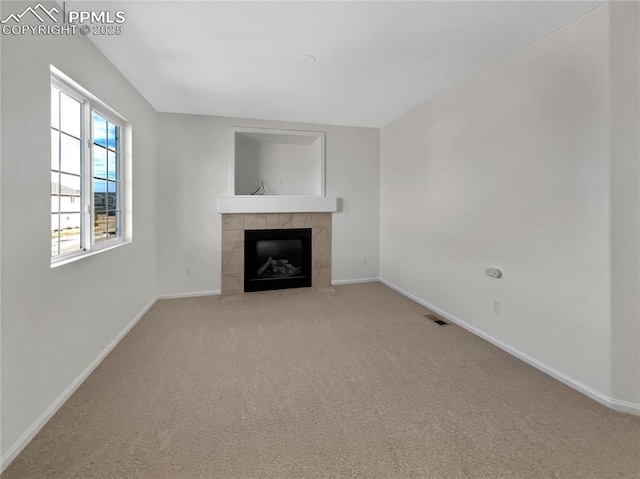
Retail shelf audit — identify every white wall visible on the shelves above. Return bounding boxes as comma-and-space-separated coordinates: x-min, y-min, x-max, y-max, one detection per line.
609, 1, 640, 405
256, 141, 321, 196
156, 115, 380, 296
234, 140, 260, 195
0, 1, 158, 466
381, 6, 615, 398
234, 139, 321, 196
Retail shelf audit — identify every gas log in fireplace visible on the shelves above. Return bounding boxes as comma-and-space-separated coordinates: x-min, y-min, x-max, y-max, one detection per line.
244, 228, 312, 292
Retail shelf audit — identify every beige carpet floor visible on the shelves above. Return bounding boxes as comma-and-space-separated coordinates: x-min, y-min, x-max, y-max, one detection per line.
3, 283, 639, 478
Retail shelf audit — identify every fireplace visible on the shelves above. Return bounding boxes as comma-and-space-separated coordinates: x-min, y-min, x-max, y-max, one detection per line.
244, 228, 312, 292
221, 213, 331, 295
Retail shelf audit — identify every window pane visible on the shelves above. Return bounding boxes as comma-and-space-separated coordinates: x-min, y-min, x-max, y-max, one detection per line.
51, 213, 60, 232
59, 213, 81, 254
51, 196, 59, 213
94, 212, 107, 243
51, 171, 60, 195
94, 179, 107, 212
107, 150, 117, 180
60, 193, 81, 213
60, 173, 81, 197
60, 133, 81, 175
93, 145, 107, 179
51, 130, 60, 170
51, 213, 60, 256
107, 122, 117, 150
107, 181, 117, 212
60, 92, 81, 138
93, 112, 107, 148
51, 86, 59, 129
106, 211, 118, 239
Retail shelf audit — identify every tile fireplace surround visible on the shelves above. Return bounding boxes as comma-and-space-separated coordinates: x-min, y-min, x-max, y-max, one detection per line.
221, 213, 332, 294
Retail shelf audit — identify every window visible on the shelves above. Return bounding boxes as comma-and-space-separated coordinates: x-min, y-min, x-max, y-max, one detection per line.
50, 67, 128, 265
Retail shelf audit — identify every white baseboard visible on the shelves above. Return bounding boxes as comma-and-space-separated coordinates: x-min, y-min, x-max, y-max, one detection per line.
379, 278, 640, 416
0, 296, 158, 473
157, 290, 221, 300
332, 277, 379, 286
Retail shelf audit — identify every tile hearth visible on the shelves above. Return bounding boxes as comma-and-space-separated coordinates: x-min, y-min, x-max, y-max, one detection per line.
221, 213, 332, 294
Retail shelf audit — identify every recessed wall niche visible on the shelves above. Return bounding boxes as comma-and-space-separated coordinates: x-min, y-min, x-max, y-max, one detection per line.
231, 127, 325, 197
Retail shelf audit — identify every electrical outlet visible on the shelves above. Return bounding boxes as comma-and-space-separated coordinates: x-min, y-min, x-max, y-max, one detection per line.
493, 300, 501, 314
186, 268, 192, 277
362, 257, 368, 265
344, 207, 350, 215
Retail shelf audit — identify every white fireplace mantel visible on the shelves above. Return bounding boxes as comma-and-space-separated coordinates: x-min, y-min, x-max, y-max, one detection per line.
217, 196, 338, 214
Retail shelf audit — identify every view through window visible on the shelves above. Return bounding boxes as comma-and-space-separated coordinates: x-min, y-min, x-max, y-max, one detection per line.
51, 70, 125, 263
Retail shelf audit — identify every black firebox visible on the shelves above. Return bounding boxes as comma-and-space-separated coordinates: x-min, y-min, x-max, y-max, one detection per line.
244, 228, 312, 292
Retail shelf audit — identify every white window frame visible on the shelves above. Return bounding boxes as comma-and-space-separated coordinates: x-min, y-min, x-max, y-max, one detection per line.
50, 66, 131, 267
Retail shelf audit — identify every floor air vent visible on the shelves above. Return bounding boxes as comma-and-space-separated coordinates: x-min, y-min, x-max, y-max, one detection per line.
424, 314, 448, 326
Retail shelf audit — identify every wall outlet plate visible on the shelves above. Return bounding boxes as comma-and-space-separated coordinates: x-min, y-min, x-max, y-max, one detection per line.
493, 300, 501, 313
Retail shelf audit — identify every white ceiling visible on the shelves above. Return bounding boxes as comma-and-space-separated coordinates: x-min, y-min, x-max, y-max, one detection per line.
85, 1, 601, 127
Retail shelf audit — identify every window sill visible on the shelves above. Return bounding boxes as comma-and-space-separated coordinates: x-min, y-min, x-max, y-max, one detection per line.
50, 240, 130, 268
